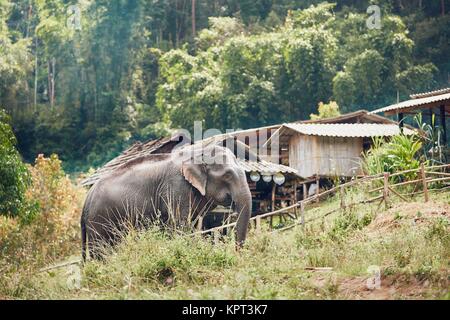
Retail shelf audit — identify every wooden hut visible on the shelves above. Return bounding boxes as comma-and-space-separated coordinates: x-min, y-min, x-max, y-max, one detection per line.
264, 119, 415, 179
371, 87, 450, 156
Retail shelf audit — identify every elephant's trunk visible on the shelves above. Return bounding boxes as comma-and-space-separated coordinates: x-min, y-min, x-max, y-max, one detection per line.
232, 177, 252, 246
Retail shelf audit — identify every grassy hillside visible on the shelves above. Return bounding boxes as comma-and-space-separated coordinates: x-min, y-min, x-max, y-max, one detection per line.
1, 190, 448, 300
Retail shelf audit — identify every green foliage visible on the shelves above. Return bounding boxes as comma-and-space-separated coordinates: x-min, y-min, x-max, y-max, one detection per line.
363, 134, 423, 177
0, 109, 34, 220
0, 153, 84, 282
310, 101, 341, 120
0, 1, 448, 172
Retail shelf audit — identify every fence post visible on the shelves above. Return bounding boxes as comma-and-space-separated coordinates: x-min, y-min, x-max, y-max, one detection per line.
256, 216, 261, 232
213, 230, 220, 244
383, 172, 390, 209
300, 202, 305, 228
420, 163, 429, 202
339, 185, 345, 210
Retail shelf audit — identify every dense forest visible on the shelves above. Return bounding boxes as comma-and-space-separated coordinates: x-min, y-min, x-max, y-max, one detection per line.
1, 0, 449, 172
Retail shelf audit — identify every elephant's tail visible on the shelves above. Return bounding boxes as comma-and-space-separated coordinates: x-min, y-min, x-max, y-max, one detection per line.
81, 216, 87, 262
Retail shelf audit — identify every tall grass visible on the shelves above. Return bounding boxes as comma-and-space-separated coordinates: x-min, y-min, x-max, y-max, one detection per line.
2, 189, 447, 300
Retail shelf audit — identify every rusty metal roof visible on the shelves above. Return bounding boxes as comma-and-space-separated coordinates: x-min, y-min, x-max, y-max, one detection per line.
370, 92, 450, 115
237, 158, 299, 175
281, 123, 415, 137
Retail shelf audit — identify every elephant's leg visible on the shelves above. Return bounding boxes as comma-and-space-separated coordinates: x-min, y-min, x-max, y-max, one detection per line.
86, 224, 121, 260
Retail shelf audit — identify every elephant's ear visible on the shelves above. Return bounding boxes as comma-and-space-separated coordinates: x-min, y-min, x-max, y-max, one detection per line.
181, 162, 207, 196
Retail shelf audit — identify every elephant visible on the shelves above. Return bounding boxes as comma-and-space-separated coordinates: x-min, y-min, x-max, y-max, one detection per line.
80, 144, 252, 260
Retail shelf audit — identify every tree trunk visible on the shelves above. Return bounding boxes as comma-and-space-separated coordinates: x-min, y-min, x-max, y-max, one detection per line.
191, 0, 196, 38
47, 59, 56, 107
51, 58, 56, 107
34, 37, 38, 111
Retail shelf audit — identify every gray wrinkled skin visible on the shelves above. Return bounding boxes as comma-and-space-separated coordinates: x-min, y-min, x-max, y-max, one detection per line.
81, 145, 252, 260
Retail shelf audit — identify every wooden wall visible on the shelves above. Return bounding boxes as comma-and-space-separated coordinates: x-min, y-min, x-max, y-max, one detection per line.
289, 134, 364, 177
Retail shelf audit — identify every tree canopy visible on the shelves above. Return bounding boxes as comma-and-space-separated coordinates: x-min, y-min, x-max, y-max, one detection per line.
0, 0, 448, 172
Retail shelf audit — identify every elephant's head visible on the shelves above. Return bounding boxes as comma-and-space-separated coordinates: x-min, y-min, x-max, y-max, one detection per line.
178, 144, 252, 245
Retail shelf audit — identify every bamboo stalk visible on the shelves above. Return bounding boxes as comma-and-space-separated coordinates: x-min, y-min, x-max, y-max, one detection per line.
424, 171, 450, 177
388, 186, 409, 202
368, 175, 450, 193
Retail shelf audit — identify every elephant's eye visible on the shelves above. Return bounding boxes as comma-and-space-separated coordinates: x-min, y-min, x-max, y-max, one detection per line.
223, 171, 233, 181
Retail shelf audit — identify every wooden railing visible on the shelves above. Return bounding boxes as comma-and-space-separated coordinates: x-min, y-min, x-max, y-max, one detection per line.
196, 163, 450, 238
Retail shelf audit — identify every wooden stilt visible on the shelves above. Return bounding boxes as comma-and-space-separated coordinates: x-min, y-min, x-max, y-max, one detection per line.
303, 183, 308, 200
315, 176, 320, 203
293, 180, 298, 218
440, 105, 447, 145
270, 183, 276, 228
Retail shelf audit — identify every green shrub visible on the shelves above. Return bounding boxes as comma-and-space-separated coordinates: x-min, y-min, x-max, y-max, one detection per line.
0, 109, 35, 221
363, 134, 423, 180
0, 154, 84, 267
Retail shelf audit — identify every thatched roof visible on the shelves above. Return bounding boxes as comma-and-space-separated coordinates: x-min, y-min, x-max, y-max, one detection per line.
81, 132, 189, 187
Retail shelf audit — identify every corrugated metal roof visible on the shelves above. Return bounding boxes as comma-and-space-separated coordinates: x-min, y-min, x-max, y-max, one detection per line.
410, 87, 450, 99
282, 123, 415, 137
237, 159, 299, 175
370, 92, 450, 114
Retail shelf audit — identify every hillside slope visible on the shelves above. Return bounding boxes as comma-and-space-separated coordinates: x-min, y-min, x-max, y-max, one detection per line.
1, 192, 449, 300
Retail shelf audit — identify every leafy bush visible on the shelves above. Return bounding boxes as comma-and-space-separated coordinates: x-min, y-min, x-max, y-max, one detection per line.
0, 154, 84, 266
363, 134, 423, 179
0, 109, 34, 220
310, 101, 341, 120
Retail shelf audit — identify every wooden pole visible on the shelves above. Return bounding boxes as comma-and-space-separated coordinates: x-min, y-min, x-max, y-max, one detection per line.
315, 176, 320, 203
303, 183, 308, 200
421, 163, 429, 202
383, 172, 390, 209
339, 185, 345, 209
293, 180, 298, 218
256, 216, 261, 232
300, 201, 305, 228
270, 183, 276, 228
440, 105, 447, 146
398, 113, 404, 133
